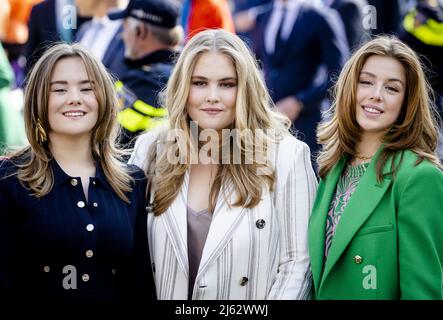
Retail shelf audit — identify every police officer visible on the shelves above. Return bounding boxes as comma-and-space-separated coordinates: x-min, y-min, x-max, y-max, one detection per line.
399, 0, 443, 160
109, 0, 183, 147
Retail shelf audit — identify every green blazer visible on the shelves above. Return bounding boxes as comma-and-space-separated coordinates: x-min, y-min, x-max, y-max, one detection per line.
308, 148, 443, 299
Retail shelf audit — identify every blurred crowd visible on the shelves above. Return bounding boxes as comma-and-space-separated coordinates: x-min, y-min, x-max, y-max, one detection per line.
0, 0, 442, 160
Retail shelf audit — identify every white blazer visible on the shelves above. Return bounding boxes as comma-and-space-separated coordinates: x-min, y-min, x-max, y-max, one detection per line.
129, 130, 318, 300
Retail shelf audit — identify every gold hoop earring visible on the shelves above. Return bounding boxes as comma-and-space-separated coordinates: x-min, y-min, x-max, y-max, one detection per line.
35, 119, 47, 144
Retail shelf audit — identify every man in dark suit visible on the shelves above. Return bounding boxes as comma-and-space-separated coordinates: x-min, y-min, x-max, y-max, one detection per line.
326, 0, 370, 50
25, 0, 90, 75
74, 0, 129, 79
252, 0, 349, 159
233, 0, 272, 45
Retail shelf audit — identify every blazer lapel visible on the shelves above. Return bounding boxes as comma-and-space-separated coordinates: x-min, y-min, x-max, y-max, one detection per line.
309, 157, 347, 293
159, 171, 190, 279
319, 148, 395, 290
196, 184, 247, 279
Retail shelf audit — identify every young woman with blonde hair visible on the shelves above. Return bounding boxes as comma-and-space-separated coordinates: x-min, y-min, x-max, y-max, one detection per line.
308, 36, 443, 299
129, 29, 318, 300
0, 43, 155, 302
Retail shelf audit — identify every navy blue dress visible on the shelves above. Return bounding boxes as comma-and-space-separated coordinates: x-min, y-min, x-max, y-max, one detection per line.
0, 155, 155, 304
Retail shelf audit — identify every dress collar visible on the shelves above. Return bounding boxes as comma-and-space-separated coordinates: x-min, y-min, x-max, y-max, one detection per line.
51, 158, 112, 191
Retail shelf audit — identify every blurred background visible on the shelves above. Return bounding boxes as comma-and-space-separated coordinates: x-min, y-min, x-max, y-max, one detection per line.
0, 0, 442, 160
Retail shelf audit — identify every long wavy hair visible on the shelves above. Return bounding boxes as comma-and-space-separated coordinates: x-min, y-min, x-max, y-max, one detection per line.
317, 36, 442, 180
9, 43, 133, 202
148, 29, 291, 215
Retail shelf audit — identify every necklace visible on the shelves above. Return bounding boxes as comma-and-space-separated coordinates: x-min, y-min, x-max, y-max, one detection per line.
355, 154, 373, 161
352, 153, 374, 166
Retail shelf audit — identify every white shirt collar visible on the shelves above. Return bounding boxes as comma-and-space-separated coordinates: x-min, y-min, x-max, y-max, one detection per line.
273, 0, 303, 10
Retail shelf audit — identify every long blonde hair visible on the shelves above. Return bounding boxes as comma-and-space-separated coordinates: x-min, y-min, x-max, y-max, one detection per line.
149, 29, 291, 215
10, 43, 133, 202
317, 36, 441, 180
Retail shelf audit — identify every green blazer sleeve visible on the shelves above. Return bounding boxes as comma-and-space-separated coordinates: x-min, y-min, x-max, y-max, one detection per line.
396, 162, 443, 299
